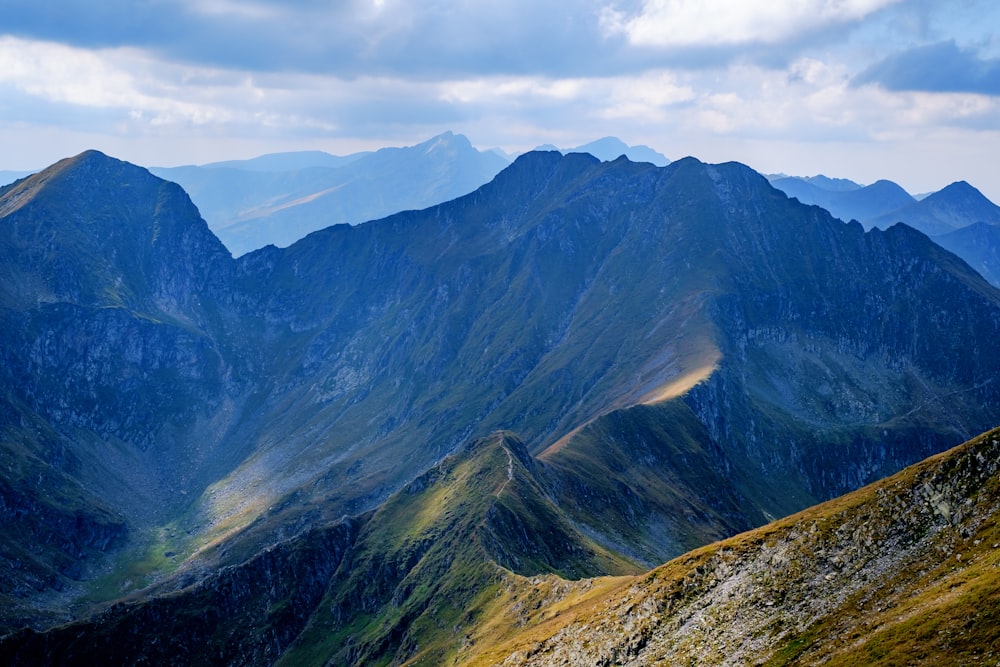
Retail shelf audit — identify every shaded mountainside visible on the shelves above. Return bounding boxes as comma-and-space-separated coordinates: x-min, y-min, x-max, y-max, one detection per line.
6, 425, 1000, 666
3, 148, 1000, 659
935, 222, 1000, 288
0, 151, 247, 628
0, 433, 638, 666
475, 426, 1000, 667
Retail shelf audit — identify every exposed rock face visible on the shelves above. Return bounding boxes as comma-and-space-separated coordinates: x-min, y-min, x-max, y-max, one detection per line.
0, 152, 243, 628
491, 427, 1000, 667
2, 149, 1000, 662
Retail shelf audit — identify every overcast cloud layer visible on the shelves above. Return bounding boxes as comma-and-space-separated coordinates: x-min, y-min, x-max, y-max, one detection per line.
1, 0, 998, 200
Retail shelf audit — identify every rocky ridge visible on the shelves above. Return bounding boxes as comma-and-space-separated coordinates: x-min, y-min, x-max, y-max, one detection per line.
485, 426, 1000, 666
3, 149, 1000, 660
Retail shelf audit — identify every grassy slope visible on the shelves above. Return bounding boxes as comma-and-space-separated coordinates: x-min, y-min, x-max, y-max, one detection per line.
276, 432, 640, 667
458, 426, 1000, 666
539, 399, 770, 566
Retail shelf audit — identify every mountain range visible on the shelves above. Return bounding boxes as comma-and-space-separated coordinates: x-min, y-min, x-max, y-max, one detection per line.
148, 133, 671, 258
2, 148, 1000, 664
149, 132, 510, 256
772, 174, 1000, 287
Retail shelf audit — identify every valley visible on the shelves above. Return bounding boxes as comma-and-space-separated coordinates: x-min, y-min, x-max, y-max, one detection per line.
2, 147, 999, 665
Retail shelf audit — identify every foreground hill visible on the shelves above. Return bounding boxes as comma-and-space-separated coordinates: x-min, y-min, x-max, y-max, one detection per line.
5, 424, 999, 666
473, 426, 1000, 666
2, 148, 1000, 654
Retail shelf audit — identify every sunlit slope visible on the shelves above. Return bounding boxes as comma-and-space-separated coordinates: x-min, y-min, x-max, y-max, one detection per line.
0, 432, 640, 666
277, 431, 640, 667
470, 426, 1000, 666
539, 399, 770, 567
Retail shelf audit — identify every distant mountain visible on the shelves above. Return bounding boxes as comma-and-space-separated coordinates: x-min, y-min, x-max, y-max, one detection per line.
869, 180, 1000, 236
3, 150, 1000, 662
0, 170, 36, 186
799, 174, 862, 191
151, 131, 509, 256
570, 137, 670, 165
198, 150, 370, 172
771, 175, 915, 223
534, 136, 670, 166
934, 222, 1000, 287
771, 174, 1000, 288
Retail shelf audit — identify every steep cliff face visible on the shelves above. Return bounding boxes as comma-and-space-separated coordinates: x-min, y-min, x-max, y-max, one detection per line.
0, 152, 245, 627
520, 158, 1000, 564
0, 150, 233, 313
678, 164, 1000, 510
221, 154, 1000, 559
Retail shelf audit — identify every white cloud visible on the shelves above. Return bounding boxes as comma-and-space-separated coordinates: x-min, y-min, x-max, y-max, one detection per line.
177, 0, 283, 20
606, 0, 904, 47
0, 36, 234, 126
600, 71, 696, 120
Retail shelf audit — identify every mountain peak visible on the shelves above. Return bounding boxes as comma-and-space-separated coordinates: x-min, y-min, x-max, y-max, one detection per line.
419, 130, 473, 154
928, 179, 993, 204
571, 136, 629, 155
0, 150, 231, 311
872, 178, 1000, 235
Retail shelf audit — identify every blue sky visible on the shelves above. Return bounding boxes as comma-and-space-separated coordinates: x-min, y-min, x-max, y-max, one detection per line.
1, 0, 998, 199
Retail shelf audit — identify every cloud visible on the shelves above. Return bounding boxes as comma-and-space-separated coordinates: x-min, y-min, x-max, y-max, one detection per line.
0, 36, 239, 125
0, 0, 633, 78
0, 0, 915, 79
603, 0, 903, 47
854, 40, 1000, 95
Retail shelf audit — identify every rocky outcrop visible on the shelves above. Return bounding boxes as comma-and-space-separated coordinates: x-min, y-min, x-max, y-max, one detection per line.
493, 427, 1000, 666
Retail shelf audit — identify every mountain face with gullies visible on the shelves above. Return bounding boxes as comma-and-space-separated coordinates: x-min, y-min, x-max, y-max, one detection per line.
2, 148, 1000, 663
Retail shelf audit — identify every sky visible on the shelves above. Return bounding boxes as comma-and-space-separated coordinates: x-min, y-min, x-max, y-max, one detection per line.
1, 0, 998, 199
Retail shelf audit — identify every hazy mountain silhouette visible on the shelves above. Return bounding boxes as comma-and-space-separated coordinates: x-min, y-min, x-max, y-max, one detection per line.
151, 132, 509, 256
